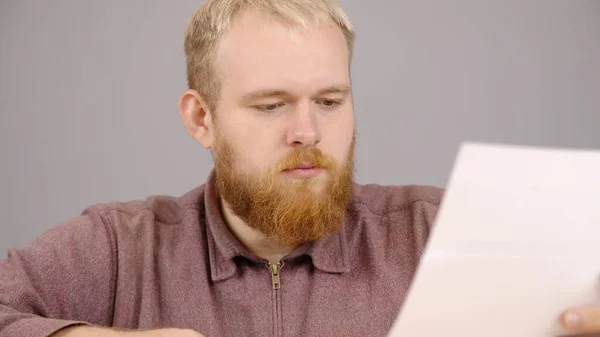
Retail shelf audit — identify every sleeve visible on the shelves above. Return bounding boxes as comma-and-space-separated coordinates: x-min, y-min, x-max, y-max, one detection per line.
0, 208, 117, 337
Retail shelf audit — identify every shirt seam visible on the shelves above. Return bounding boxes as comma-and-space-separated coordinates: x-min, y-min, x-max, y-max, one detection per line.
352, 197, 441, 217
99, 207, 181, 225
97, 200, 200, 223
87, 207, 119, 326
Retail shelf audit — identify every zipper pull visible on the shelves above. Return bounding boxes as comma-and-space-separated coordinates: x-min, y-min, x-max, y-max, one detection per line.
267, 262, 282, 290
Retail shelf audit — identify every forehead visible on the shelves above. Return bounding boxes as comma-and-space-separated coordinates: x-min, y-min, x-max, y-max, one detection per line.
215, 10, 350, 95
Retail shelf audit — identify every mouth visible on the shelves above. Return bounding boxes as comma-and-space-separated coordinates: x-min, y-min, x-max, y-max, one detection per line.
282, 162, 323, 178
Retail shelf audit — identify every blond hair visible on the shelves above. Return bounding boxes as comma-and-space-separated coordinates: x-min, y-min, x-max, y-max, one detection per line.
183, 0, 355, 112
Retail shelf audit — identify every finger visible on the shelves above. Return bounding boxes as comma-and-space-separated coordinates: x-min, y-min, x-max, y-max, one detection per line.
561, 307, 600, 332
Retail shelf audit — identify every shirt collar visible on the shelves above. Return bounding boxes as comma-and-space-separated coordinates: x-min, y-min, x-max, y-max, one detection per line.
202, 170, 351, 282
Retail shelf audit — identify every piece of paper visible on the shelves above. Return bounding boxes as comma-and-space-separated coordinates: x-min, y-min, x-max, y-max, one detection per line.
387, 142, 600, 337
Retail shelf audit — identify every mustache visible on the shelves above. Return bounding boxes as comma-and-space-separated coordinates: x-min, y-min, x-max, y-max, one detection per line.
274, 148, 335, 172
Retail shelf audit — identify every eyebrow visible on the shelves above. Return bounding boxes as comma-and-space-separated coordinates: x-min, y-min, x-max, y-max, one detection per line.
317, 85, 352, 96
240, 85, 352, 102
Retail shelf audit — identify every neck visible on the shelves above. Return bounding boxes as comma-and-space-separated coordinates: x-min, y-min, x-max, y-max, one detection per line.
219, 198, 295, 263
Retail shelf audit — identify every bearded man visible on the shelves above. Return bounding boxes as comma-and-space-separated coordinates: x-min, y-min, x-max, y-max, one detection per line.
0, 1, 596, 337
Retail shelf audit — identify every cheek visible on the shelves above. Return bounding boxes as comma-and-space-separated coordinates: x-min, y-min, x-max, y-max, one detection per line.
224, 122, 281, 171
324, 113, 355, 162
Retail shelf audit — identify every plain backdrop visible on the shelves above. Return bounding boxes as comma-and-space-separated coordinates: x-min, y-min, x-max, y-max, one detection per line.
1, 0, 599, 253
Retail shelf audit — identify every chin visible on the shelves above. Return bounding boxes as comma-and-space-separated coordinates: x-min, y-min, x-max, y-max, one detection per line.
299, 176, 330, 193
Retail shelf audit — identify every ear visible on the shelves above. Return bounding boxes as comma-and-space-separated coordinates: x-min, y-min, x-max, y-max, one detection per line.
178, 89, 214, 149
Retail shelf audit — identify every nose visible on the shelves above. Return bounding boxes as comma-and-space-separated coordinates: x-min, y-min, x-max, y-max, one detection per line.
286, 103, 322, 148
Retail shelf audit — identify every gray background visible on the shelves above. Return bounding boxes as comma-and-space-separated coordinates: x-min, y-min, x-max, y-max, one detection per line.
1, 1, 599, 253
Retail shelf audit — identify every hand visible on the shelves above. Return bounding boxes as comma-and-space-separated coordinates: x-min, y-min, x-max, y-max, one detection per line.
560, 307, 600, 335
149, 328, 205, 337
53, 326, 205, 337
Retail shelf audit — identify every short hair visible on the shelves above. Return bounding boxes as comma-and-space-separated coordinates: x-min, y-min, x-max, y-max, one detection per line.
183, 0, 355, 112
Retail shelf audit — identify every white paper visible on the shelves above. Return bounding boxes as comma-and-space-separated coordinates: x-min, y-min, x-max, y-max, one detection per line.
387, 142, 600, 337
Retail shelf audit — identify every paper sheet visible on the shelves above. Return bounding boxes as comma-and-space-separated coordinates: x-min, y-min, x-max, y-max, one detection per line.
387, 142, 600, 337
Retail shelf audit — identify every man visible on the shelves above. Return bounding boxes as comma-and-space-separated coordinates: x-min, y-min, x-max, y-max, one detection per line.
0, 1, 597, 336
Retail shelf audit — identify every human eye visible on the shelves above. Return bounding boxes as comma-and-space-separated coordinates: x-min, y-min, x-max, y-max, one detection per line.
252, 102, 285, 113
316, 99, 343, 110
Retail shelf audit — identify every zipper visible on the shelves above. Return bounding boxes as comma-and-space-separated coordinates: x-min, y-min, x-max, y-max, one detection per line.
268, 261, 281, 289
267, 261, 283, 337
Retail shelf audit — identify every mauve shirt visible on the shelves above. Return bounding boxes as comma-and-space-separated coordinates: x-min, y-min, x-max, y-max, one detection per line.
0, 171, 443, 337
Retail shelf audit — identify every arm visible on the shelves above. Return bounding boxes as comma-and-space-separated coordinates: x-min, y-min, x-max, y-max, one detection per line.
0, 209, 116, 337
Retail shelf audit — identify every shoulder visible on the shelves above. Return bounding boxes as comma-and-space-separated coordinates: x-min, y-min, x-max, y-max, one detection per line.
347, 183, 445, 260
82, 184, 207, 227
349, 182, 444, 243
351, 182, 444, 217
